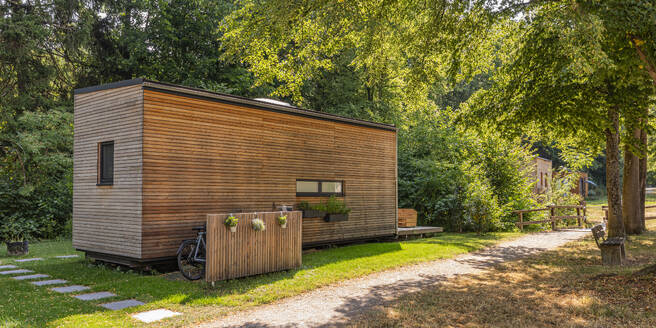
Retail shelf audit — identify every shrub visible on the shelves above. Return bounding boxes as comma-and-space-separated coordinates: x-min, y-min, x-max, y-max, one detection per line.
0, 215, 39, 242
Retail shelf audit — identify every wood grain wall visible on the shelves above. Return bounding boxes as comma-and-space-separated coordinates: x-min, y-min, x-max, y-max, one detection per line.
73, 85, 143, 258
141, 89, 397, 259
205, 211, 302, 282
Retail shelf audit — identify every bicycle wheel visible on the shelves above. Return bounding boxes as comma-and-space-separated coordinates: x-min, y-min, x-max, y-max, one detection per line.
177, 240, 205, 280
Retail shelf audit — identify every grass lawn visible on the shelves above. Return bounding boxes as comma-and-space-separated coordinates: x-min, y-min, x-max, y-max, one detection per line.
350, 220, 656, 328
0, 231, 521, 327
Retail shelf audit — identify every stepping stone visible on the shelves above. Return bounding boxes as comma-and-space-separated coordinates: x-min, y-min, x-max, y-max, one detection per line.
51, 285, 90, 293
0, 265, 17, 269
12, 274, 49, 280
74, 292, 116, 301
15, 258, 43, 262
0, 269, 33, 275
132, 309, 181, 323
31, 279, 67, 286
100, 299, 144, 310
55, 255, 79, 259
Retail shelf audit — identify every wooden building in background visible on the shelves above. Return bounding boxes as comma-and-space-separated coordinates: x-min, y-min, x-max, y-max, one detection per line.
73, 79, 398, 265
532, 157, 552, 194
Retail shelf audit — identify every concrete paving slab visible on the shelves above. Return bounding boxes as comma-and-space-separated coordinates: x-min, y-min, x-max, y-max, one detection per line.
0, 269, 33, 275
15, 258, 43, 262
132, 309, 181, 323
73, 292, 116, 301
12, 274, 49, 280
99, 299, 145, 310
51, 285, 90, 293
0, 265, 17, 269
31, 279, 67, 286
55, 255, 79, 259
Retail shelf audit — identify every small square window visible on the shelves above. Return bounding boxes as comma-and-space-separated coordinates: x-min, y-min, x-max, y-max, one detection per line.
98, 141, 114, 185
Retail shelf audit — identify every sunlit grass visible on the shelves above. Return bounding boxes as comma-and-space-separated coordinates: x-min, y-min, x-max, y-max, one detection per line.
0, 231, 521, 327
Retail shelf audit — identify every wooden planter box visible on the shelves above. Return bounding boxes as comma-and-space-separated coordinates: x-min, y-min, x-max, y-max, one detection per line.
302, 209, 326, 218
398, 209, 418, 227
324, 213, 348, 222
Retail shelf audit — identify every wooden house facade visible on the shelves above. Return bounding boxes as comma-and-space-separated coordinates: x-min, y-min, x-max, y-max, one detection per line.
73, 79, 397, 265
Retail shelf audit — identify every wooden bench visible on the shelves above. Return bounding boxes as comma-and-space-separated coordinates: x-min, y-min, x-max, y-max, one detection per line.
591, 225, 626, 265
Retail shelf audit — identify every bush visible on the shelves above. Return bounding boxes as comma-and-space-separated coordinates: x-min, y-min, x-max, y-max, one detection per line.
398, 109, 535, 232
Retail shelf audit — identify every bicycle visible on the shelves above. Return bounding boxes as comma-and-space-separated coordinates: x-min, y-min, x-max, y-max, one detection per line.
177, 225, 206, 280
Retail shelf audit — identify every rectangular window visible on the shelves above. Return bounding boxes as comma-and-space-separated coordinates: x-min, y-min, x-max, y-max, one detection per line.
296, 180, 344, 197
98, 141, 114, 185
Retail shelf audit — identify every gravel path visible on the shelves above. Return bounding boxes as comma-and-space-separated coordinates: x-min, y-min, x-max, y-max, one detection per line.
199, 229, 589, 328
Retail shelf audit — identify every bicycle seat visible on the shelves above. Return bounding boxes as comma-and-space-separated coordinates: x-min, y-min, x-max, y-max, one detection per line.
192, 225, 206, 232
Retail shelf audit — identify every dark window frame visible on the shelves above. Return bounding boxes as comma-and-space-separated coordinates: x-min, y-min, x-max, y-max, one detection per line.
296, 179, 344, 197
97, 141, 114, 186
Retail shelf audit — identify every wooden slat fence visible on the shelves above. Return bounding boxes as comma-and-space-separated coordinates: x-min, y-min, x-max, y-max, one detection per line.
603, 204, 656, 221
513, 202, 587, 231
206, 211, 302, 282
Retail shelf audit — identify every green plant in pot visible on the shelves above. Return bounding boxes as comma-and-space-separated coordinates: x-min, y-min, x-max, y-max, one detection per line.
277, 214, 288, 228
225, 215, 239, 232
323, 196, 351, 222
297, 201, 326, 218
1, 216, 38, 256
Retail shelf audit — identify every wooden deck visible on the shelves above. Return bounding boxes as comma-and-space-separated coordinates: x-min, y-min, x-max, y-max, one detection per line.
397, 226, 444, 236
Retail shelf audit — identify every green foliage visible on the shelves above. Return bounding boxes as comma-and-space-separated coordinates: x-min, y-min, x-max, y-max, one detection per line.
224, 215, 238, 228
322, 196, 351, 215
0, 110, 73, 239
463, 175, 502, 235
0, 215, 38, 242
398, 109, 535, 232
251, 218, 266, 231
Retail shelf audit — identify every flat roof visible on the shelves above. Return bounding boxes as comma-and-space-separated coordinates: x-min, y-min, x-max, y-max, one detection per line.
74, 78, 397, 132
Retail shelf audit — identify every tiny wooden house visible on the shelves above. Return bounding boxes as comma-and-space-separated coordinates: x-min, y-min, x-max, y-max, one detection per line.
73, 79, 398, 265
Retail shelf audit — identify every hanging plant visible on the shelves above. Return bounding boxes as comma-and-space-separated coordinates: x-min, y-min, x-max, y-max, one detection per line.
225, 215, 238, 232
251, 218, 266, 231
277, 214, 288, 228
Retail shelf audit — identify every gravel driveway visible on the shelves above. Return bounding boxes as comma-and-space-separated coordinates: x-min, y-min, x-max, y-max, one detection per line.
198, 229, 589, 328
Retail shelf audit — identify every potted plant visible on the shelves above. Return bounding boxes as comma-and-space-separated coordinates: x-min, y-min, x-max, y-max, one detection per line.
323, 196, 351, 222
277, 214, 288, 228
297, 201, 326, 218
1, 216, 37, 256
224, 215, 238, 232
251, 218, 266, 231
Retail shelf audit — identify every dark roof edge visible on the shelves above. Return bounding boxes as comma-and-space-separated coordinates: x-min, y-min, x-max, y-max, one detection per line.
74, 78, 144, 95
74, 78, 397, 132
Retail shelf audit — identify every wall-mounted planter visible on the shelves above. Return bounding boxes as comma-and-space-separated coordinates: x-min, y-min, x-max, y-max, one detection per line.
324, 214, 348, 222
302, 209, 326, 218
229, 226, 237, 232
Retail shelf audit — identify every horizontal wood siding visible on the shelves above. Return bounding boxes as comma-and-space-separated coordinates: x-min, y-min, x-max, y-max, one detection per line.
73, 85, 143, 258
142, 89, 397, 259
206, 212, 302, 282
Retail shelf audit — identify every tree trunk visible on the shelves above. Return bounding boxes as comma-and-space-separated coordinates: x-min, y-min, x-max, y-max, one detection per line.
606, 107, 625, 238
623, 124, 643, 235
639, 122, 648, 232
